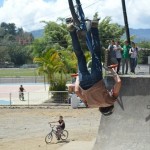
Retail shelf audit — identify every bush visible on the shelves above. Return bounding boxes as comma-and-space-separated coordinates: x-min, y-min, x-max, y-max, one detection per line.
49, 78, 68, 103
138, 49, 150, 64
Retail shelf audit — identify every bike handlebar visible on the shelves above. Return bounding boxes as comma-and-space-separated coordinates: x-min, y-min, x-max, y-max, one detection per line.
48, 123, 57, 128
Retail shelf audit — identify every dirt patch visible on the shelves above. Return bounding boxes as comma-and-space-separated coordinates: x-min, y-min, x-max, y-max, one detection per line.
0, 107, 100, 150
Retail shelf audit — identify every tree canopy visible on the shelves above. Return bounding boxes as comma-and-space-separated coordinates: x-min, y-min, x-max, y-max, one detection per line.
0, 22, 34, 66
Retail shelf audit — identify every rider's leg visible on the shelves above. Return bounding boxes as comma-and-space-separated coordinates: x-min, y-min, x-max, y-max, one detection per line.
56, 126, 61, 140
86, 23, 103, 84
125, 59, 129, 74
69, 29, 93, 89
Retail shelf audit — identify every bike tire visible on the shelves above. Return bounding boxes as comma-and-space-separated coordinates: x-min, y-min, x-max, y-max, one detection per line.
60, 130, 68, 140
68, 0, 80, 26
45, 133, 53, 144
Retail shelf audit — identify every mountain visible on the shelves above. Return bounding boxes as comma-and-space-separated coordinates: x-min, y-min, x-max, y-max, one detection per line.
130, 28, 150, 42
31, 29, 44, 38
30, 28, 150, 42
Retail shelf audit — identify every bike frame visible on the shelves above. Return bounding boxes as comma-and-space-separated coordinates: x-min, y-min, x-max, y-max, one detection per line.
69, 0, 97, 55
50, 127, 58, 137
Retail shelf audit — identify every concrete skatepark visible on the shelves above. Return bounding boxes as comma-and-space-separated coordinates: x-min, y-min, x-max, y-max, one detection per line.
60, 75, 150, 150
93, 76, 150, 150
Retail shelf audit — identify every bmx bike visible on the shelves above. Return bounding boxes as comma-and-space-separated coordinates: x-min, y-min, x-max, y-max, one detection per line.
45, 123, 68, 144
67, 0, 100, 56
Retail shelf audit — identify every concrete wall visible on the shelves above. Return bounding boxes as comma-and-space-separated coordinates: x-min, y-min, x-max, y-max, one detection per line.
105, 75, 150, 96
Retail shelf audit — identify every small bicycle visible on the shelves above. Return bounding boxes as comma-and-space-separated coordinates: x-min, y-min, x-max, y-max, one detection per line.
19, 92, 24, 101
45, 123, 68, 144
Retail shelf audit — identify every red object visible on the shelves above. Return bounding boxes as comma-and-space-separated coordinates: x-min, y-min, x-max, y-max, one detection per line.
108, 64, 118, 69
71, 73, 78, 77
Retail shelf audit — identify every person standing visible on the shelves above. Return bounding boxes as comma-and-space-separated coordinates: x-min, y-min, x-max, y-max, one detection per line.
114, 41, 122, 74
107, 40, 118, 66
122, 41, 131, 74
129, 42, 138, 74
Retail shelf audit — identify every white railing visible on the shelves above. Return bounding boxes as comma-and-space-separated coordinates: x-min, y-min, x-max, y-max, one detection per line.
0, 91, 70, 106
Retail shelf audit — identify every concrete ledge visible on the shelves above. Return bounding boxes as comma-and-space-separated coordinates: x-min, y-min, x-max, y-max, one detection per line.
105, 75, 150, 96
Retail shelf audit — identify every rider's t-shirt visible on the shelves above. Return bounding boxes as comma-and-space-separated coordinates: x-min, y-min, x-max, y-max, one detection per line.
58, 120, 65, 129
76, 80, 117, 108
19, 87, 24, 92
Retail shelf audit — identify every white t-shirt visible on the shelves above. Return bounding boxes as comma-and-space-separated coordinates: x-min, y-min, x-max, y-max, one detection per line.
129, 47, 138, 58
114, 45, 122, 58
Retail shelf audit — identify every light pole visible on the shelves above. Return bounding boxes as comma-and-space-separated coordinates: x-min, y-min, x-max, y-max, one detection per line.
121, 0, 130, 44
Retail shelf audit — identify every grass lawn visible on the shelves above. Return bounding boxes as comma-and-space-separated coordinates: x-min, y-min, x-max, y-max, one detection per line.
0, 68, 38, 77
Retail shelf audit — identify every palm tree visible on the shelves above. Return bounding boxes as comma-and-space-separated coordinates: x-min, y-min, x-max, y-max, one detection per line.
33, 48, 77, 91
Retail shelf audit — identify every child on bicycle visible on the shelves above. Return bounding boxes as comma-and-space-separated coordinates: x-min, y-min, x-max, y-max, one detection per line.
50, 116, 65, 140
19, 85, 25, 100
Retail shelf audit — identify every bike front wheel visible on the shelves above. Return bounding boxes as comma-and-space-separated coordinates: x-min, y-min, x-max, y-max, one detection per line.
45, 133, 53, 144
60, 130, 68, 140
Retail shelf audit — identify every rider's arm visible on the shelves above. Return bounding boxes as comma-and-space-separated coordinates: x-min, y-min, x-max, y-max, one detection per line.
49, 121, 58, 124
75, 76, 88, 106
60, 120, 64, 126
75, 76, 82, 97
110, 68, 121, 98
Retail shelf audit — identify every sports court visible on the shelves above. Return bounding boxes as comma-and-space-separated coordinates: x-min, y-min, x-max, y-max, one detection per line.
0, 83, 49, 105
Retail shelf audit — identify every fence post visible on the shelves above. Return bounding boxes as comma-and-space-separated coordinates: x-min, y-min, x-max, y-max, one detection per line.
9, 93, 11, 107
28, 92, 29, 108
148, 56, 150, 74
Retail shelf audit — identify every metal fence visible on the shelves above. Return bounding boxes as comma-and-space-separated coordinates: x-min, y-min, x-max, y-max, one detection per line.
0, 91, 71, 107
0, 76, 45, 84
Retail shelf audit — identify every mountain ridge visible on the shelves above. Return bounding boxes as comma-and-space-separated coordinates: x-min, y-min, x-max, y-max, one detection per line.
30, 28, 150, 42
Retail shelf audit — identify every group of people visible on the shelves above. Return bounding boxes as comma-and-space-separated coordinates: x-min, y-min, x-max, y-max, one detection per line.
108, 40, 138, 75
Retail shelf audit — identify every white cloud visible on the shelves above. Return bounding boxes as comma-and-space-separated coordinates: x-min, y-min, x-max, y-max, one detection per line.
0, 0, 150, 31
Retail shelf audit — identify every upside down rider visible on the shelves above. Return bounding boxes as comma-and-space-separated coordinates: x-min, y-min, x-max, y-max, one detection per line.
67, 19, 121, 116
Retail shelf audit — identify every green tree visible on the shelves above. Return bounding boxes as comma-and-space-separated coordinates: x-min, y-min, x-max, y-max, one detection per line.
0, 22, 34, 66
137, 41, 150, 64
98, 16, 125, 48
43, 21, 68, 49
33, 48, 77, 89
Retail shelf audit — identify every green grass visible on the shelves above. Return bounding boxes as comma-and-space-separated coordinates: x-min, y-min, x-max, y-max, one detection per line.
0, 68, 39, 77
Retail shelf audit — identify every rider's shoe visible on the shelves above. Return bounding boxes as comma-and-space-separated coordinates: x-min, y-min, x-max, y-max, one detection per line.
91, 20, 99, 28
85, 19, 99, 31
66, 17, 76, 32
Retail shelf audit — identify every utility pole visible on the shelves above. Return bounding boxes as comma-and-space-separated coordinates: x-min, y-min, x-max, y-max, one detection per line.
121, 0, 130, 44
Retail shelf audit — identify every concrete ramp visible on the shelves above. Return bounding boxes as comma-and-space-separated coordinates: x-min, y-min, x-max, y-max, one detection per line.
93, 76, 150, 150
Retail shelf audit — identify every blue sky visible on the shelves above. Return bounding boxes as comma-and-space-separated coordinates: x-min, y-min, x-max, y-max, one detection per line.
0, 0, 150, 31
0, 0, 3, 6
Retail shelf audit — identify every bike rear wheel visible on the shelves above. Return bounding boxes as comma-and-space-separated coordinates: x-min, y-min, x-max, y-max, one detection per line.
19, 93, 24, 101
68, 0, 80, 26
45, 133, 53, 144
60, 130, 68, 140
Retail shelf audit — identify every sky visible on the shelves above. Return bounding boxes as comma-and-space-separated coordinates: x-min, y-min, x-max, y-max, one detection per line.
0, 0, 150, 31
